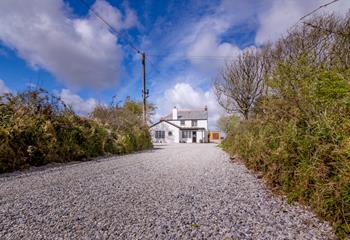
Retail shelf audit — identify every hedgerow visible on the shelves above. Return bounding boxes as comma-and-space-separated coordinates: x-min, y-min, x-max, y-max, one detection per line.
219, 13, 350, 238
0, 89, 152, 173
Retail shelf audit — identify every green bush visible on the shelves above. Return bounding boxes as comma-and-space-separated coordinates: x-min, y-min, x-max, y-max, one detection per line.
0, 89, 152, 173
223, 64, 350, 238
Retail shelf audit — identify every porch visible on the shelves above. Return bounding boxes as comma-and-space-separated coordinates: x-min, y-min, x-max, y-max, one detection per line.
180, 128, 207, 143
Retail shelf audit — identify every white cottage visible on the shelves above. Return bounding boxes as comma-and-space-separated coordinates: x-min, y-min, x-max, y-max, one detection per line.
150, 106, 209, 143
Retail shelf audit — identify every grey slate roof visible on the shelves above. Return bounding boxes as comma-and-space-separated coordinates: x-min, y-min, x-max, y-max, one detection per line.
162, 109, 208, 120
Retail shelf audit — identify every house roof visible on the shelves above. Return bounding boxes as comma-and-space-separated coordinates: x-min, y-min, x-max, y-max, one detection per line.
150, 120, 206, 131
150, 120, 181, 129
162, 109, 208, 120
180, 127, 206, 130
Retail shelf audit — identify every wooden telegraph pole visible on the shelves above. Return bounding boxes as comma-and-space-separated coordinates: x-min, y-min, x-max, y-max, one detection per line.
76, 0, 150, 123
141, 52, 148, 124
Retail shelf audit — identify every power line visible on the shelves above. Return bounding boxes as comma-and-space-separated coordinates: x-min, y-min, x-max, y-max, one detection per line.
77, 0, 141, 53
146, 53, 237, 77
77, 0, 150, 124
146, 54, 236, 79
300, 0, 339, 22
292, 0, 340, 29
77, 0, 233, 61
147, 53, 236, 61
147, 56, 161, 75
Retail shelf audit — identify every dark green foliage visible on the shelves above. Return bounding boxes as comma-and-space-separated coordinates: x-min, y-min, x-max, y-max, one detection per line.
90, 99, 153, 153
0, 89, 152, 173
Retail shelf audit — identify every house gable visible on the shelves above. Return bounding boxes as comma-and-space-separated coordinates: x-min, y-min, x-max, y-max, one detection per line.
150, 120, 181, 129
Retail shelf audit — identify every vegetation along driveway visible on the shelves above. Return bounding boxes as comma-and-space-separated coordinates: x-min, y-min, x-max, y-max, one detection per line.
0, 144, 335, 239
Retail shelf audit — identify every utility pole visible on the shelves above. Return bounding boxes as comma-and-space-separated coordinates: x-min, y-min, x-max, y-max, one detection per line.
141, 52, 148, 125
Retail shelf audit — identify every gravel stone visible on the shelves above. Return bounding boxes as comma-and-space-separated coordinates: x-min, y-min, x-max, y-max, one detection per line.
0, 144, 336, 239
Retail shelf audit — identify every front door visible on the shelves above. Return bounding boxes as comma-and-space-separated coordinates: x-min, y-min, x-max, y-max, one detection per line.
192, 131, 197, 143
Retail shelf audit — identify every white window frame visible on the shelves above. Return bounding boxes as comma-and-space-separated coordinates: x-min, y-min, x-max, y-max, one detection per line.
182, 130, 192, 138
155, 130, 165, 139
191, 120, 197, 127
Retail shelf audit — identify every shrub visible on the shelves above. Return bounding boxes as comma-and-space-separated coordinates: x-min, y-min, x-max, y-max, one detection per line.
220, 13, 350, 238
0, 89, 152, 173
223, 64, 350, 238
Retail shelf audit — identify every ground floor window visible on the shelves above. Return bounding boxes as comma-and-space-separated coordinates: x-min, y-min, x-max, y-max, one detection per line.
155, 130, 165, 138
182, 130, 192, 138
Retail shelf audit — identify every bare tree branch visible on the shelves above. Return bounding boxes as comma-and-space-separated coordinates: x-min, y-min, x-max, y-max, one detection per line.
214, 49, 266, 120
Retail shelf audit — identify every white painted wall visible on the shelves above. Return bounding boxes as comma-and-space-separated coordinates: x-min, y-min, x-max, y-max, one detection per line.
197, 120, 208, 129
150, 121, 180, 143
168, 119, 208, 130
150, 118, 209, 144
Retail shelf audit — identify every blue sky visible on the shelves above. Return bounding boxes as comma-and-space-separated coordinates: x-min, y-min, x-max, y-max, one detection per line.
0, 0, 349, 126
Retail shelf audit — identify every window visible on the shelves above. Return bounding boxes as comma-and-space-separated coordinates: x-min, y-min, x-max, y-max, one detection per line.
155, 131, 165, 139
182, 130, 191, 138
191, 120, 197, 127
168, 131, 172, 136
180, 120, 185, 126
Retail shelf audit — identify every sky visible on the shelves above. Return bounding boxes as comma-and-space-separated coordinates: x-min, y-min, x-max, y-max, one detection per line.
0, 0, 349, 128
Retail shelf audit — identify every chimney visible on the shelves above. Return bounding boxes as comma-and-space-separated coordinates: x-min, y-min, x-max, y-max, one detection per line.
204, 105, 208, 111
172, 106, 178, 120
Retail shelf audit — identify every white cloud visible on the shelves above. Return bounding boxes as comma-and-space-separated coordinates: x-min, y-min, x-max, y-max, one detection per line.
187, 32, 238, 58
180, 14, 243, 75
145, 1, 258, 87
155, 82, 225, 129
185, 29, 242, 74
0, 79, 10, 95
255, 0, 350, 45
59, 89, 97, 115
92, 0, 123, 31
0, 0, 138, 89
123, 4, 140, 29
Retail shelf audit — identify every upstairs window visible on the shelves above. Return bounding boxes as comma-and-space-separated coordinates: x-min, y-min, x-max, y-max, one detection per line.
191, 120, 197, 127
180, 120, 185, 126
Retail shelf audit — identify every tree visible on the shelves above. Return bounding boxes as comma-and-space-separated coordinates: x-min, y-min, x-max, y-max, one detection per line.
216, 115, 239, 133
123, 98, 156, 124
214, 49, 266, 120
90, 97, 156, 130
217, 13, 350, 237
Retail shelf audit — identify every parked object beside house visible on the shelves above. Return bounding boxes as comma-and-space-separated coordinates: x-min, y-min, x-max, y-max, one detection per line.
209, 131, 221, 143
150, 106, 208, 143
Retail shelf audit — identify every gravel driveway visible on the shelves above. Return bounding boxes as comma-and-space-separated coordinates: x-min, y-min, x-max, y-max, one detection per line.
0, 144, 335, 239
